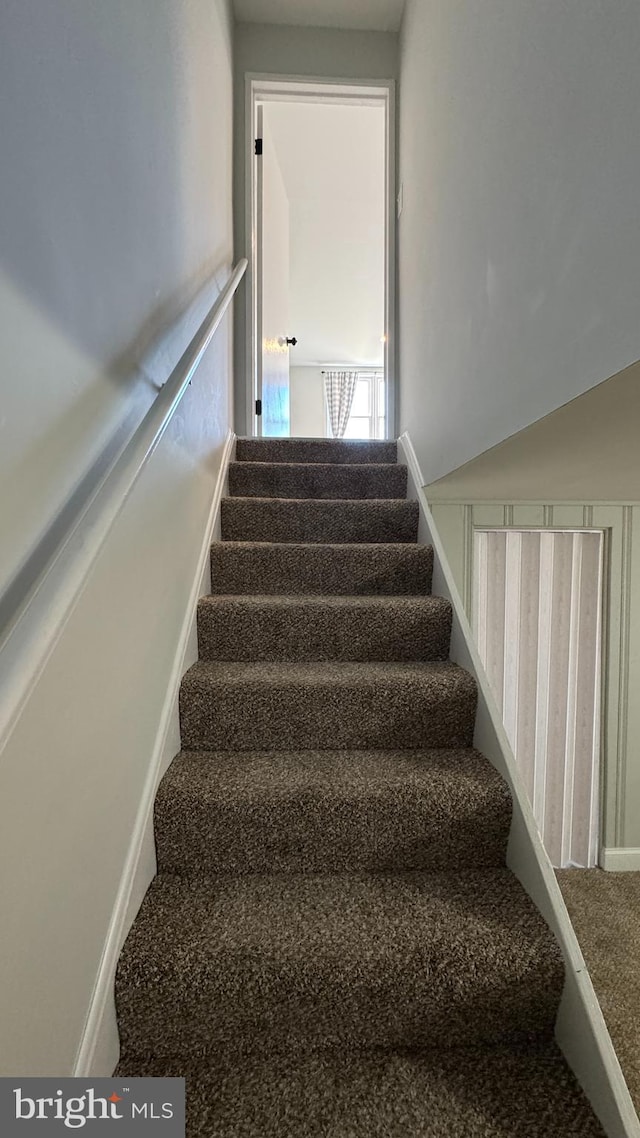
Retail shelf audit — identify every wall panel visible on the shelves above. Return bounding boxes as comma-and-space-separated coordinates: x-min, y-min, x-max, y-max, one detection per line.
432, 499, 639, 857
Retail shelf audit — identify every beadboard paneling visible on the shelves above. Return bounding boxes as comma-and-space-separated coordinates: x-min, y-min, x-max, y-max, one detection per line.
430, 499, 640, 856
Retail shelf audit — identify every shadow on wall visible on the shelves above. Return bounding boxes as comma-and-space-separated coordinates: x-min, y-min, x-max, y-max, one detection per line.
0, 0, 237, 364
0, 0, 234, 596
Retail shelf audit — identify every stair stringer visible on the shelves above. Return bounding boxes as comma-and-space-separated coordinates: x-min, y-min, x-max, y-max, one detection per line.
72, 428, 236, 1079
398, 431, 639, 1138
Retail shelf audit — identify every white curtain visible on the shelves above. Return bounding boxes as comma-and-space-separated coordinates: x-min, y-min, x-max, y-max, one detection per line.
474, 529, 603, 868
324, 370, 358, 438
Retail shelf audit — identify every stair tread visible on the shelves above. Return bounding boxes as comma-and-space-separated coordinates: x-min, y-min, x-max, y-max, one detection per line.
231, 461, 405, 471
183, 658, 469, 685
228, 461, 408, 500
115, 1044, 605, 1137
116, 868, 563, 1056
199, 593, 448, 610
197, 594, 452, 661
224, 495, 412, 504
159, 745, 506, 795
221, 497, 419, 544
179, 660, 477, 751
214, 540, 430, 551
235, 438, 398, 465
123, 867, 554, 956
155, 747, 511, 875
209, 541, 433, 595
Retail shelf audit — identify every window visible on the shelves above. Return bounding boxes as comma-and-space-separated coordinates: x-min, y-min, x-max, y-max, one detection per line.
340, 372, 385, 439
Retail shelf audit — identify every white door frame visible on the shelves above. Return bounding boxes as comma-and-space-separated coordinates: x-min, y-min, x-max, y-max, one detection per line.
244, 73, 397, 439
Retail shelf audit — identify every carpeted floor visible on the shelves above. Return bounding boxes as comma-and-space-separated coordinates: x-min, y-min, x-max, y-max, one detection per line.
114, 437, 605, 1135
557, 868, 640, 1114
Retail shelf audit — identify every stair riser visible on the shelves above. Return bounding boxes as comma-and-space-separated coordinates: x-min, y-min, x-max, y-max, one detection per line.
113, 1047, 607, 1138
116, 966, 560, 1059
179, 678, 477, 751
197, 598, 451, 662
116, 869, 564, 1071
209, 543, 433, 596
235, 439, 398, 464
155, 795, 510, 876
228, 463, 408, 500
221, 499, 419, 544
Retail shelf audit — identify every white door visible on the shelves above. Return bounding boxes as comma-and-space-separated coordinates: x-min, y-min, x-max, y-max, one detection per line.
256, 105, 291, 437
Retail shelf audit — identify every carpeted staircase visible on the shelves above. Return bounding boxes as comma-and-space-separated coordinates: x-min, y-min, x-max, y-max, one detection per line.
115, 438, 605, 1136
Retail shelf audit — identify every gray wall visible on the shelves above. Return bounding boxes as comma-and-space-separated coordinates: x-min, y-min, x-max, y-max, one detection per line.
0, 0, 234, 597
233, 22, 398, 433
0, 0, 235, 1076
398, 0, 640, 483
426, 358, 640, 503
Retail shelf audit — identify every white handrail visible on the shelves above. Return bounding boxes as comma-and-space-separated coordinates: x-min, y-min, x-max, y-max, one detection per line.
0, 258, 247, 749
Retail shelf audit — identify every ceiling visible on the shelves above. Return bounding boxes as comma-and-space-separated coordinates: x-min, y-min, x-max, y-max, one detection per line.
233, 0, 405, 33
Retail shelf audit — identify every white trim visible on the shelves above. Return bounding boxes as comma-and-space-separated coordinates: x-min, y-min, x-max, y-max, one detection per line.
601, 847, 640, 871
244, 73, 396, 440
244, 74, 256, 436
615, 507, 633, 844
384, 79, 397, 440
72, 430, 236, 1077
255, 102, 265, 439
399, 431, 639, 1138
428, 498, 640, 507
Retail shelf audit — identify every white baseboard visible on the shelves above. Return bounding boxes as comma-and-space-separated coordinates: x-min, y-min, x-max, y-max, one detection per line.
601, 848, 640, 871
72, 429, 236, 1078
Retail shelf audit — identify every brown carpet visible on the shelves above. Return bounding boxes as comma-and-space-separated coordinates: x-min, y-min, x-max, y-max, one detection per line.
117, 1043, 602, 1137
115, 437, 605, 1135
557, 868, 640, 1114
228, 459, 408, 499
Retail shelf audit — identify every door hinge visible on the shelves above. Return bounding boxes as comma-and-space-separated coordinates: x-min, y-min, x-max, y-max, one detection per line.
255, 398, 262, 416
254, 138, 263, 156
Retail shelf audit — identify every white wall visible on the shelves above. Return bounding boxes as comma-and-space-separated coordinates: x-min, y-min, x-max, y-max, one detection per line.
289, 367, 327, 436
265, 102, 385, 368
0, 0, 235, 1075
398, 0, 640, 484
233, 21, 398, 431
